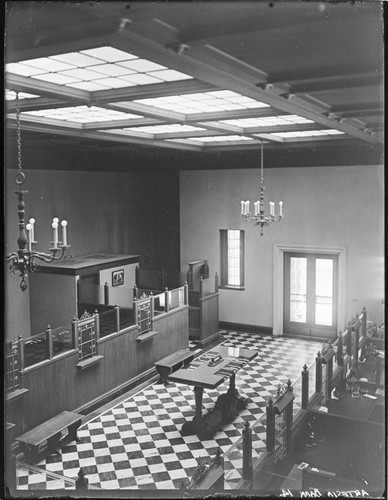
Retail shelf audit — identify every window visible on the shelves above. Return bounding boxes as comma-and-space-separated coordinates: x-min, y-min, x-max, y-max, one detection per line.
220, 229, 244, 289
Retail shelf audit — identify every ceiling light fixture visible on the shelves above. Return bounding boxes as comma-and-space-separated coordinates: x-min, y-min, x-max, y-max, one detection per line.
240, 141, 283, 236
6, 93, 71, 291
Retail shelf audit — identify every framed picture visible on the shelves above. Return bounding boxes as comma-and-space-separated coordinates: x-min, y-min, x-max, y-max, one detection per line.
112, 269, 124, 287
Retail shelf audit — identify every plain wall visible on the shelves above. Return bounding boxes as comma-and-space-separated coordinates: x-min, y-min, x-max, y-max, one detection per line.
180, 164, 384, 328
5, 161, 180, 339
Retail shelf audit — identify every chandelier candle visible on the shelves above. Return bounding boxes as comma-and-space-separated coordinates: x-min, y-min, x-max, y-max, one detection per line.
240, 141, 284, 236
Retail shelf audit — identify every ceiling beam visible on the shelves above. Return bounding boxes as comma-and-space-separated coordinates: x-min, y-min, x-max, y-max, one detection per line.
92, 79, 217, 104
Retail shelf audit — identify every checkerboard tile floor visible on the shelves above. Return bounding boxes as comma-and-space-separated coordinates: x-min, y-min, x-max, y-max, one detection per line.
16, 331, 320, 491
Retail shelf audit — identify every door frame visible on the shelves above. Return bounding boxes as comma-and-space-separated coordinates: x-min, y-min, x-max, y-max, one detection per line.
273, 243, 346, 337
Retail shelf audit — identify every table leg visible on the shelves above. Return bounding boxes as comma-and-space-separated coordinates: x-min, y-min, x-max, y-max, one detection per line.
20, 443, 38, 464
47, 432, 62, 456
194, 386, 203, 418
67, 419, 82, 443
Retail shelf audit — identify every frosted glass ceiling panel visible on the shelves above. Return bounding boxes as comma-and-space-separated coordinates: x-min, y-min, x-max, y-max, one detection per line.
6, 46, 193, 92
22, 105, 142, 123
135, 91, 269, 114
5, 90, 40, 100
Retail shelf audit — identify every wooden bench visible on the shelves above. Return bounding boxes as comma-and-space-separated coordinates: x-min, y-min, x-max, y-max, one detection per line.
16, 411, 83, 463
155, 349, 194, 384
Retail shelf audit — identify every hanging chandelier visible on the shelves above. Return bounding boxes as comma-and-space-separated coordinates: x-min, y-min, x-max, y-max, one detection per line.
240, 141, 283, 236
5, 93, 70, 291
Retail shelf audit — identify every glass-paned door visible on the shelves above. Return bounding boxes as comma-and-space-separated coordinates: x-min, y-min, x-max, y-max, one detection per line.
284, 253, 338, 338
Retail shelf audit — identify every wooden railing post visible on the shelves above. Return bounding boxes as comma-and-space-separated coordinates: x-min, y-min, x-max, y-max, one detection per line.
242, 420, 253, 482
355, 316, 360, 362
17, 334, 25, 372
346, 322, 352, 355
337, 331, 343, 367
133, 284, 138, 300
361, 306, 367, 337
285, 380, 294, 454
76, 278, 80, 303
72, 317, 78, 351
104, 282, 109, 306
301, 364, 309, 409
94, 310, 100, 347
115, 305, 120, 332
184, 281, 189, 305
266, 397, 275, 452
315, 351, 322, 393
199, 276, 204, 298
214, 272, 219, 293
133, 296, 138, 327
150, 292, 154, 319
46, 324, 53, 360
164, 287, 170, 313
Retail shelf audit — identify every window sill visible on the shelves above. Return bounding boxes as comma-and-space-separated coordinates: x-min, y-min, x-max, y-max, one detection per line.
219, 285, 245, 291
137, 331, 157, 343
76, 355, 104, 370
6, 388, 29, 402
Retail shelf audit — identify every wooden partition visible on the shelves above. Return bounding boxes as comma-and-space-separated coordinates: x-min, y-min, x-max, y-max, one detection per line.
6, 303, 189, 437
135, 262, 220, 348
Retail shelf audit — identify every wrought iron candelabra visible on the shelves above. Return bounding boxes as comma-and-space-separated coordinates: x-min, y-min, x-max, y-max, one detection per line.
241, 141, 283, 235
6, 93, 70, 291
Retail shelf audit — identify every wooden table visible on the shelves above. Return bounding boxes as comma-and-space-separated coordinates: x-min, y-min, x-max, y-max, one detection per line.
168, 345, 258, 438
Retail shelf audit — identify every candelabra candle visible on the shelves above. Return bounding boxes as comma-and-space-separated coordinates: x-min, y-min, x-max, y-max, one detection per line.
61, 220, 68, 246
269, 201, 275, 216
279, 201, 283, 217
26, 223, 32, 252
29, 218, 35, 243
52, 220, 59, 249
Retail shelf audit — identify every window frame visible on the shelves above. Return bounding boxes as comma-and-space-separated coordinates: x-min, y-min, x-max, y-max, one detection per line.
219, 229, 245, 290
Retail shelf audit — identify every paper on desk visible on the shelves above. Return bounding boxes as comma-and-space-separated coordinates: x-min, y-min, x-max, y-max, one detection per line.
363, 393, 377, 399
318, 406, 328, 412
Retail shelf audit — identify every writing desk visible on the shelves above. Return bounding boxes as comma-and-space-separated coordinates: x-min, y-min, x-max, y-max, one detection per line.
169, 345, 257, 438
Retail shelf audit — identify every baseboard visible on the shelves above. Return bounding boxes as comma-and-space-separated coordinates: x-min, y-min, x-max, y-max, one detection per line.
219, 321, 273, 336
75, 367, 156, 417
197, 331, 221, 349
283, 333, 328, 343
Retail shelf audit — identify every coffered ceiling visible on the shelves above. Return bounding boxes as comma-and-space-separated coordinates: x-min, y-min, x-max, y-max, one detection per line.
4, 1, 384, 160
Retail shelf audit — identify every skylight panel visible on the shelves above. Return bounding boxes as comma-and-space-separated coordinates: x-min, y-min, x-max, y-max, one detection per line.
50, 52, 105, 67
89, 64, 133, 77
266, 129, 345, 139
148, 69, 193, 82
60, 68, 106, 80
135, 91, 268, 114
92, 77, 132, 89
6, 62, 47, 77
5, 90, 40, 100
22, 57, 74, 72
186, 135, 254, 143
125, 124, 206, 134
80, 46, 136, 62
119, 74, 163, 85
22, 105, 141, 124
7, 46, 194, 92
117, 59, 166, 72
33, 73, 81, 85
66, 81, 111, 91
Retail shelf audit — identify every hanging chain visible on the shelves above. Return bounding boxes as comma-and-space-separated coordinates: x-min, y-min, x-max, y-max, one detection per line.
16, 92, 22, 173
260, 140, 264, 185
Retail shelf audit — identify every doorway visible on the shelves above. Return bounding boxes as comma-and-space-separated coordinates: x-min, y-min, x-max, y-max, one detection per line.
272, 244, 346, 339
284, 252, 338, 338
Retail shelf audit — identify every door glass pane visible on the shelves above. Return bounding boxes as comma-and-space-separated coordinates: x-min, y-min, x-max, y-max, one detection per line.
290, 257, 307, 323
315, 259, 333, 326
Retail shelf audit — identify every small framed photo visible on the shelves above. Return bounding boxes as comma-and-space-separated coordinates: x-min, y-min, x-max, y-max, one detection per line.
112, 269, 124, 287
